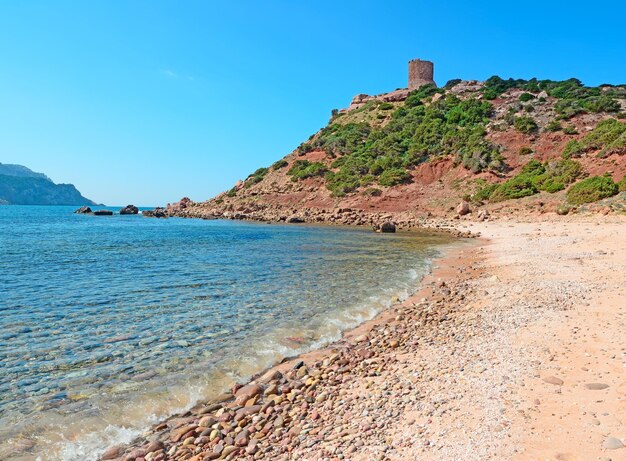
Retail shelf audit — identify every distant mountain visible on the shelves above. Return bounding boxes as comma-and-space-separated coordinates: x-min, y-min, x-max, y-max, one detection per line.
0, 163, 97, 205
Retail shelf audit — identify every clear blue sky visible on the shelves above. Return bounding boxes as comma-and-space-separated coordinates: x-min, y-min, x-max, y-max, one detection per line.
1, 1, 624, 206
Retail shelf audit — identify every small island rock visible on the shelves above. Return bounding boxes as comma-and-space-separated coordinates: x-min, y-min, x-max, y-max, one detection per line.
119, 204, 139, 215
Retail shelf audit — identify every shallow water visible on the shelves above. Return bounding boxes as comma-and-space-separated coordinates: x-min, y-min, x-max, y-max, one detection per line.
0, 206, 455, 460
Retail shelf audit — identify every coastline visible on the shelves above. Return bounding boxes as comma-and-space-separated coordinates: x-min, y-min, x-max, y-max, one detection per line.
99, 227, 478, 461
100, 214, 626, 461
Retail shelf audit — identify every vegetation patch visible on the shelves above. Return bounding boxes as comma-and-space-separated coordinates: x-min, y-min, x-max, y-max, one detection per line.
514, 116, 538, 134
271, 159, 288, 170
488, 158, 583, 201
245, 167, 269, 187
287, 160, 327, 181
566, 175, 619, 204
482, 76, 624, 118
562, 119, 626, 158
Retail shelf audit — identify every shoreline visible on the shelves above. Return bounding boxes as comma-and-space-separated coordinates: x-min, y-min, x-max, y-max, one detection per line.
100, 215, 626, 461
99, 229, 479, 461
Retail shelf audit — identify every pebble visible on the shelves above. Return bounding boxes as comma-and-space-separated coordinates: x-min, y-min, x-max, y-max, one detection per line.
542, 376, 564, 386
603, 437, 624, 450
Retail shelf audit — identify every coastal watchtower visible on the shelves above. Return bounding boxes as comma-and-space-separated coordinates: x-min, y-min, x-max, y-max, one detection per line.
408, 59, 435, 90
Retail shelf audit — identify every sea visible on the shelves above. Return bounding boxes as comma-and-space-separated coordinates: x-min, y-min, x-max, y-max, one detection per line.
0, 205, 456, 460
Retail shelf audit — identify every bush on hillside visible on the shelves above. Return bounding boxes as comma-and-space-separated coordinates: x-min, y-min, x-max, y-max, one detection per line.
272, 159, 288, 170
287, 160, 327, 181
245, 167, 268, 187
618, 175, 626, 192
545, 120, 562, 132
566, 175, 618, 205
561, 118, 626, 158
519, 92, 535, 102
518, 146, 534, 155
563, 125, 578, 135
514, 116, 538, 134
490, 175, 538, 202
473, 182, 498, 202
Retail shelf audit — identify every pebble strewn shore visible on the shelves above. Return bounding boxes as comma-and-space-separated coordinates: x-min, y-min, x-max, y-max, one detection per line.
100, 245, 487, 461
101, 218, 626, 461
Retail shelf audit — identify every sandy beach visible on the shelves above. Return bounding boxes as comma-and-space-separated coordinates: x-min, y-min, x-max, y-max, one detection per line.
103, 216, 625, 461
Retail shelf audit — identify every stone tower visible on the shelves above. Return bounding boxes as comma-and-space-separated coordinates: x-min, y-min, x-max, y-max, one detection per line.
408, 59, 435, 91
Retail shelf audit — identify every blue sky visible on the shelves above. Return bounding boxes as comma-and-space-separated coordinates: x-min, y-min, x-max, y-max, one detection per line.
1, 1, 624, 206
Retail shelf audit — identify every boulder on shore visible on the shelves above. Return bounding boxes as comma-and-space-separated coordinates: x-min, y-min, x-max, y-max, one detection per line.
456, 201, 471, 216
120, 205, 139, 215
74, 206, 92, 214
93, 210, 113, 216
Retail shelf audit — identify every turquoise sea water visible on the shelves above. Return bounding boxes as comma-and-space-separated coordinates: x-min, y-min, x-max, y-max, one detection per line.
0, 206, 455, 460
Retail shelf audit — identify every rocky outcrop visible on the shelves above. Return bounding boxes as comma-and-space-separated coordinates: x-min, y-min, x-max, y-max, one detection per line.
166, 197, 194, 214
120, 205, 139, 215
346, 89, 410, 111
143, 207, 168, 218
74, 206, 92, 214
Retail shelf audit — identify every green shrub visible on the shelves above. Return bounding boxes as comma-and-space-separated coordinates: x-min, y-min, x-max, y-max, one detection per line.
272, 159, 288, 170
519, 93, 535, 102
563, 125, 578, 135
287, 160, 327, 181
378, 168, 410, 186
378, 102, 394, 110
297, 142, 314, 154
618, 175, 626, 192
561, 118, 626, 158
490, 175, 538, 202
562, 140, 583, 158
566, 175, 618, 204
546, 120, 562, 132
226, 187, 236, 197
518, 146, 533, 155
514, 116, 538, 134
245, 167, 268, 187
473, 182, 498, 202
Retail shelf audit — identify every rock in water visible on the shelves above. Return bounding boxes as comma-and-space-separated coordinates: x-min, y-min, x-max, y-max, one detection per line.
143, 207, 167, 218
93, 210, 113, 216
456, 201, 471, 216
380, 222, 396, 233
119, 204, 139, 215
74, 206, 92, 214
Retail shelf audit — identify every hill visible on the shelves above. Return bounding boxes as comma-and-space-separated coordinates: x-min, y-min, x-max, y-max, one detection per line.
169, 75, 626, 226
0, 163, 97, 205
